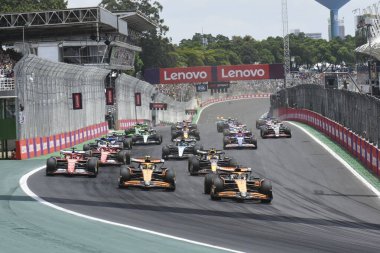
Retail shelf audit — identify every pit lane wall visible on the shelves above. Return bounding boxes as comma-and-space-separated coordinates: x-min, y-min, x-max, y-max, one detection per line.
274, 108, 380, 179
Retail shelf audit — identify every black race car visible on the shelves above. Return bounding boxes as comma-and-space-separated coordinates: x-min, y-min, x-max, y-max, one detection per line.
162, 138, 203, 160
188, 148, 237, 176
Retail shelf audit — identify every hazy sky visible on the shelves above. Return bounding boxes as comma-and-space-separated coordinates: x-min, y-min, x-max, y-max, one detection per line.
68, 0, 378, 43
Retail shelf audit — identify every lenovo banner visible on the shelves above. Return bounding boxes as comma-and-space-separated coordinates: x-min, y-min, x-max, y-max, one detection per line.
105, 88, 114, 105
217, 64, 270, 82
135, 92, 142, 106
150, 103, 167, 110
160, 66, 212, 84
72, 93, 83, 110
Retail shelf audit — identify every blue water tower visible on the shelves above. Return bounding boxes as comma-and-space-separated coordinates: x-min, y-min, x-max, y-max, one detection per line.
315, 0, 351, 39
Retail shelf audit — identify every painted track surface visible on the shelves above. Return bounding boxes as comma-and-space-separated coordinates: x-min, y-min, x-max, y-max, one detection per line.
28, 99, 380, 253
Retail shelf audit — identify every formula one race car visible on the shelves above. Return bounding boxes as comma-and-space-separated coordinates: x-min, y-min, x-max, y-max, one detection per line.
216, 117, 240, 133
187, 148, 237, 176
171, 126, 200, 141
171, 120, 198, 131
162, 138, 203, 160
205, 166, 273, 203
256, 112, 278, 129
118, 156, 176, 191
125, 123, 150, 137
83, 142, 131, 166
92, 134, 132, 150
223, 124, 252, 137
223, 131, 257, 149
260, 120, 291, 138
131, 128, 163, 145
46, 149, 98, 177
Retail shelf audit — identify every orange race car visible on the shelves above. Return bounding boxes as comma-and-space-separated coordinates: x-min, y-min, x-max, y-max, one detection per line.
118, 156, 176, 191
204, 166, 273, 203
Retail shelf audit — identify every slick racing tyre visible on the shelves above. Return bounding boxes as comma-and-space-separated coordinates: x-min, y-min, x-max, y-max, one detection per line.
46, 157, 57, 176
86, 158, 99, 178
204, 173, 217, 194
118, 150, 131, 165
119, 166, 131, 188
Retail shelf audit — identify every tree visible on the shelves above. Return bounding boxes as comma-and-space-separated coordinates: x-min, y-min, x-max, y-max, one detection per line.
0, 0, 67, 13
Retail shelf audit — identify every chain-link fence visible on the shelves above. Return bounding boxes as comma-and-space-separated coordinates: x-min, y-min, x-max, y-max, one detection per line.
271, 84, 380, 145
14, 54, 110, 140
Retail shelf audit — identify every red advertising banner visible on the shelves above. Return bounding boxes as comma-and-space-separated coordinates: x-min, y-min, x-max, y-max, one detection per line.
217, 64, 270, 82
106, 88, 114, 105
135, 92, 142, 106
72, 93, 83, 110
160, 66, 212, 84
150, 103, 167, 110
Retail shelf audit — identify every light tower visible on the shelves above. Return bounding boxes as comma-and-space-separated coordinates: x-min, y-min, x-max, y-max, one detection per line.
315, 0, 351, 39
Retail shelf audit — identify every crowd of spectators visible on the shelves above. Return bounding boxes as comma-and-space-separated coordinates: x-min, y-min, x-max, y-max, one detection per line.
155, 83, 196, 102
0, 48, 19, 79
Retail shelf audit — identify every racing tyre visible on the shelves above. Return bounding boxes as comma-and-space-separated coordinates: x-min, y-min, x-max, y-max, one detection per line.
190, 124, 198, 129
86, 158, 99, 177
46, 157, 57, 176
157, 135, 163, 145
223, 137, 229, 149
210, 177, 223, 200
259, 180, 273, 203
165, 168, 176, 191
123, 139, 132, 149
204, 173, 217, 194
83, 144, 90, 151
119, 166, 131, 188
223, 129, 230, 136
171, 125, 176, 131
188, 156, 200, 176
194, 130, 201, 140
131, 136, 138, 144
251, 137, 258, 149
162, 146, 170, 160
261, 130, 267, 139
118, 150, 131, 165
216, 123, 223, 132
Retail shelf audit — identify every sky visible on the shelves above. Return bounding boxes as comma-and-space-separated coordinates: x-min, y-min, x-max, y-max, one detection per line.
68, 0, 378, 44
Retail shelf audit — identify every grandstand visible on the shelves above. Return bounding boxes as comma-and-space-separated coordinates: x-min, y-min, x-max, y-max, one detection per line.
0, 6, 157, 159
0, 7, 156, 70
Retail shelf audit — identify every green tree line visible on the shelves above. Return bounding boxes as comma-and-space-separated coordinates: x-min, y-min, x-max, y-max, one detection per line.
0, 0, 368, 74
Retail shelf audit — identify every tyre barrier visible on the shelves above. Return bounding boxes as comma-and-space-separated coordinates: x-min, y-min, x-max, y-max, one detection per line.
16, 122, 108, 160
275, 108, 380, 179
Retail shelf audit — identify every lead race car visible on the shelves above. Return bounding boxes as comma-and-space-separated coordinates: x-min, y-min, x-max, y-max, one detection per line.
206, 166, 273, 203
260, 120, 291, 138
223, 130, 257, 149
46, 148, 98, 177
188, 148, 237, 176
162, 137, 203, 160
118, 156, 176, 191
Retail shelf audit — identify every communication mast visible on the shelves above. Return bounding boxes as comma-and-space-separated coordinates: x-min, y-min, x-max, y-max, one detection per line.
282, 0, 290, 87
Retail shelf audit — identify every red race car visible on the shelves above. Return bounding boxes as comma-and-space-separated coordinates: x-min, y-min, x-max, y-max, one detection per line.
46, 149, 98, 177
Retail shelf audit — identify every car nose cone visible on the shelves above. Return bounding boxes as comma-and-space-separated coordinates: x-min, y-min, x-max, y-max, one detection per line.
144, 181, 151, 186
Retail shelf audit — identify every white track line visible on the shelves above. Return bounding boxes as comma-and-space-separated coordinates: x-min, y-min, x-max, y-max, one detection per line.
19, 166, 244, 253
287, 121, 380, 198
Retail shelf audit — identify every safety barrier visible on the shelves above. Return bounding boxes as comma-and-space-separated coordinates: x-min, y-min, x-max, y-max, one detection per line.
275, 108, 380, 179
15, 122, 108, 160
117, 119, 149, 130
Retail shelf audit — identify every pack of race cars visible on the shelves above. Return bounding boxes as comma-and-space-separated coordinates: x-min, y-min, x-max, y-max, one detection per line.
45, 115, 288, 204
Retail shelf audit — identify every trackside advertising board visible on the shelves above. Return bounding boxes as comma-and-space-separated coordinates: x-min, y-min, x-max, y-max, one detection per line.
146, 64, 284, 84
217, 64, 270, 81
160, 66, 212, 84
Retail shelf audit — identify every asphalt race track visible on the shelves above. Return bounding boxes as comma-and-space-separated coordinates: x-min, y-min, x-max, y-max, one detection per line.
28, 99, 380, 253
